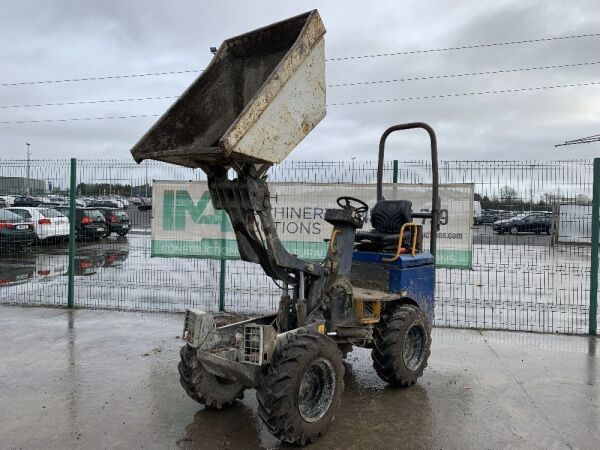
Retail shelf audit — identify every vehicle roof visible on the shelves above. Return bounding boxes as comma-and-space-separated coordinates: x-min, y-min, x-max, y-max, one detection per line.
6, 206, 43, 212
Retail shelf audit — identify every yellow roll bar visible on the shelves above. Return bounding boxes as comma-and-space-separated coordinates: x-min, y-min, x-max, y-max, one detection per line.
383, 222, 418, 262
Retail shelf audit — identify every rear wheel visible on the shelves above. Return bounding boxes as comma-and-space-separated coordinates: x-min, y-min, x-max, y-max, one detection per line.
372, 304, 431, 387
178, 345, 244, 409
510, 226, 519, 235
257, 332, 344, 445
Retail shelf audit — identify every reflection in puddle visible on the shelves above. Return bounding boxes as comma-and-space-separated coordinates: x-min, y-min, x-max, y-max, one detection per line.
0, 241, 130, 286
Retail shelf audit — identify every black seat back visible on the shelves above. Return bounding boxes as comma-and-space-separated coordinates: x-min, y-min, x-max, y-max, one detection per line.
370, 200, 412, 234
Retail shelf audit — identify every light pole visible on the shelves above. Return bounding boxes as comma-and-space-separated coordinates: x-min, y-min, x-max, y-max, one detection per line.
351, 156, 356, 183
145, 161, 149, 198
530, 164, 535, 211
25, 142, 31, 195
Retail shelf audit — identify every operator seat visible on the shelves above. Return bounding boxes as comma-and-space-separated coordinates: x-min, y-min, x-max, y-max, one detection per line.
354, 200, 414, 253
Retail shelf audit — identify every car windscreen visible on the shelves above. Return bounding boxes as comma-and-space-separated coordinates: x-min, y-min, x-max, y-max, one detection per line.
0, 209, 25, 222
112, 210, 128, 219
7, 209, 31, 219
39, 208, 65, 218
84, 209, 105, 220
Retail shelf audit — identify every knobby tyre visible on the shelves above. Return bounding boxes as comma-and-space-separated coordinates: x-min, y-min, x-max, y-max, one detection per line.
178, 344, 244, 409
372, 304, 431, 387
256, 331, 344, 445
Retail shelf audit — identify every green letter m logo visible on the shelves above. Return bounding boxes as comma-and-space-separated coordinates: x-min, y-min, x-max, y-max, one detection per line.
163, 190, 230, 231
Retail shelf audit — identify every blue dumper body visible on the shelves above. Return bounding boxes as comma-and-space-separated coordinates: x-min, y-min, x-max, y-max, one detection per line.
351, 251, 435, 322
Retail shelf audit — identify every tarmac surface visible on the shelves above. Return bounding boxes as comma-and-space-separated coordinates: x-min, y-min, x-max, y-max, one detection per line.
0, 305, 598, 449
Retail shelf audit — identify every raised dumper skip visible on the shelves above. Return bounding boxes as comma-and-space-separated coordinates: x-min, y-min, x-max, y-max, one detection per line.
131, 10, 440, 445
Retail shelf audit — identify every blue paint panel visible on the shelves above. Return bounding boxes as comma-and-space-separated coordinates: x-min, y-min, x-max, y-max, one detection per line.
389, 265, 435, 322
352, 250, 436, 322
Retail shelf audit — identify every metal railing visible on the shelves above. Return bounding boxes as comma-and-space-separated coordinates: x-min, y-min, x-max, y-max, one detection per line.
0, 158, 597, 335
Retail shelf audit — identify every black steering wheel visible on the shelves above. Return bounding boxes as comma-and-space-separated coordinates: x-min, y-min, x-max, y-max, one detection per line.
336, 196, 369, 214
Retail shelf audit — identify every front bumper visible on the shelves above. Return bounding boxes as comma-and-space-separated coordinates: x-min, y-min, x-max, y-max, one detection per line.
81, 224, 107, 238
0, 230, 35, 246
109, 223, 130, 233
182, 310, 279, 388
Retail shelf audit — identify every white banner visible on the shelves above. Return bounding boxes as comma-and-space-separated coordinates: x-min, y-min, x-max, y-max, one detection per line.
151, 181, 473, 268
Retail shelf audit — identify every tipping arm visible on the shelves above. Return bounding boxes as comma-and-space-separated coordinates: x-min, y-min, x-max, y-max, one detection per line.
206, 167, 323, 285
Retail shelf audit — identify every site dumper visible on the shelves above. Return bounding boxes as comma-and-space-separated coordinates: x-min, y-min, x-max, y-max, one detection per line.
131, 10, 440, 445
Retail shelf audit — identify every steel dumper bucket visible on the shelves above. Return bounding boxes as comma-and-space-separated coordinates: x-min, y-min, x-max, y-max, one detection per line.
130, 10, 326, 168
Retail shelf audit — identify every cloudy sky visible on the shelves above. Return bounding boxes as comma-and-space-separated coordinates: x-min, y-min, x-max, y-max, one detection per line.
0, 0, 599, 162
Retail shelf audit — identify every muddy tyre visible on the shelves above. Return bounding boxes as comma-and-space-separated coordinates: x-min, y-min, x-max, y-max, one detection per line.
178, 344, 244, 409
257, 332, 344, 445
372, 304, 431, 387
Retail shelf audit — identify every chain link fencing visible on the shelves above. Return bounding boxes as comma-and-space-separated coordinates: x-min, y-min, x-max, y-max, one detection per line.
0, 158, 596, 334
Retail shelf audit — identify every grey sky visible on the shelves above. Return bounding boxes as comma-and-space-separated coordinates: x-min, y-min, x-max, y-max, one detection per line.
0, 0, 598, 162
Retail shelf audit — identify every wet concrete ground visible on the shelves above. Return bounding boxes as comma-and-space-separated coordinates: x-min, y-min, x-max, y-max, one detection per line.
0, 306, 598, 449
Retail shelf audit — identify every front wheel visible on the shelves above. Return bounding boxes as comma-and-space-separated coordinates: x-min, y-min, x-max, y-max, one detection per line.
372, 304, 431, 387
117, 231, 128, 237
510, 226, 519, 235
257, 332, 344, 445
178, 345, 244, 409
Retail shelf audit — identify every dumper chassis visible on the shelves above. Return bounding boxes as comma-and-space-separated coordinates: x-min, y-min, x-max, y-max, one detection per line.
131, 10, 440, 445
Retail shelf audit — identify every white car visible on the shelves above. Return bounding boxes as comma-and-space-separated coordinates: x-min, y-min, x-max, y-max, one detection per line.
0, 195, 16, 206
5, 207, 70, 241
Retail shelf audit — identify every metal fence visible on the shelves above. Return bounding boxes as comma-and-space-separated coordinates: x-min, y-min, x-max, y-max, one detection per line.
0, 158, 596, 334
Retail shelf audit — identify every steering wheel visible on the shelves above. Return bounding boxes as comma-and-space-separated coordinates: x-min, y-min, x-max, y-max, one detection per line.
336, 196, 369, 214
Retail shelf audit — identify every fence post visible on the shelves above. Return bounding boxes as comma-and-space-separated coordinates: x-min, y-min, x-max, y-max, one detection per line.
590, 158, 599, 335
67, 158, 77, 308
393, 160, 398, 183
218, 210, 227, 312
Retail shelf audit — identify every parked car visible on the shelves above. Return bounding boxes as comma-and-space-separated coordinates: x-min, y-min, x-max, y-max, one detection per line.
5, 207, 69, 242
481, 209, 511, 224
0, 195, 16, 206
96, 208, 130, 236
115, 197, 129, 209
90, 199, 121, 209
55, 207, 107, 241
0, 209, 36, 248
493, 213, 552, 235
13, 196, 41, 207
138, 198, 152, 211
0, 197, 7, 208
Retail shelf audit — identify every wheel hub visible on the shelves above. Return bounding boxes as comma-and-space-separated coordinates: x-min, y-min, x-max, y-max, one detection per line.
298, 358, 336, 423
403, 324, 427, 371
